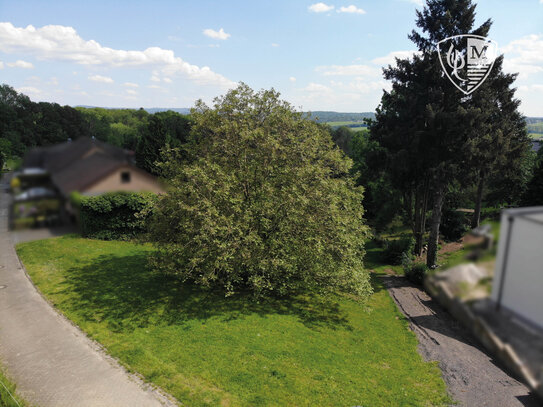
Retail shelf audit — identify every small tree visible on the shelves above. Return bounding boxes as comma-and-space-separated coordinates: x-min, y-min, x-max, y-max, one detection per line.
148, 84, 372, 299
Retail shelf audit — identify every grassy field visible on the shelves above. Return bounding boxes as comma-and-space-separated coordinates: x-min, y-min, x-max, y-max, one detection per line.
17, 235, 451, 407
529, 132, 543, 140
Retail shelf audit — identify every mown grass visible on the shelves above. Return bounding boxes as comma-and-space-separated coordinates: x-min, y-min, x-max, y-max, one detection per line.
17, 235, 450, 407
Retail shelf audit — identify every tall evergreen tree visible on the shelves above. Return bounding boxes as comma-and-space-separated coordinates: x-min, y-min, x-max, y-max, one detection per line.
370, 0, 522, 267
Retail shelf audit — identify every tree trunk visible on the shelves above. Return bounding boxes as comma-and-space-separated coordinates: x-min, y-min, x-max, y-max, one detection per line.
471, 174, 485, 229
427, 184, 444, 269
413, 186, 422, 256
414, 177, 430, 257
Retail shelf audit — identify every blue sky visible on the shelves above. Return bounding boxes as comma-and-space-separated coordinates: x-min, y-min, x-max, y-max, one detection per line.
1, 0, 542, 115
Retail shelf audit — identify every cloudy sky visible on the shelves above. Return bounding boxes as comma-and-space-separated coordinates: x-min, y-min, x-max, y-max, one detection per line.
1, 0, 542, 115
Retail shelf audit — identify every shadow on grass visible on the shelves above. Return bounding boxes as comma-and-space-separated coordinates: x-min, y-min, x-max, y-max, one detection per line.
56, 252, 351, 333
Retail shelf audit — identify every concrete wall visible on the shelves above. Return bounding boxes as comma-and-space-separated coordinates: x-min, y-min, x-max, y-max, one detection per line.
83, 165, 164, 194
491, 207, 543, 329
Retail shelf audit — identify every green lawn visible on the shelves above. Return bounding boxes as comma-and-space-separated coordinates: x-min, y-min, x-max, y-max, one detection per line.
17, 235, 450, 407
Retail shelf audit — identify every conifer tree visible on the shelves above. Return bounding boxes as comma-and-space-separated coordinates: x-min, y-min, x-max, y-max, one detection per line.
369, 0, 528, 267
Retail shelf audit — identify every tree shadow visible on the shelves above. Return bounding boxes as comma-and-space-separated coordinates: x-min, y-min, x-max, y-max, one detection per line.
55, 252, 352, 333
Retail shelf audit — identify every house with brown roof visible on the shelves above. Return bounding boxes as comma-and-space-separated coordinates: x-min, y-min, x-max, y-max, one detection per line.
22, 137, 164, 197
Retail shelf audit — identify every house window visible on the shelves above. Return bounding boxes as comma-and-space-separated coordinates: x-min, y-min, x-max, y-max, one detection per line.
121, 171, 131, 183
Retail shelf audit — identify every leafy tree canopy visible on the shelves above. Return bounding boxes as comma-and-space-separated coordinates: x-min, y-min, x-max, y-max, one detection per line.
148, 83, 372, 299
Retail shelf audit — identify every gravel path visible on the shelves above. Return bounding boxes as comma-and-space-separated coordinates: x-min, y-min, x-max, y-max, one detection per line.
381, 274, 541, 407
0, 180, 176, 407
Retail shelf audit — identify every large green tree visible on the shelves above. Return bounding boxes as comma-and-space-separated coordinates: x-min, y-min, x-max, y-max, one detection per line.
148, 84, 372, 299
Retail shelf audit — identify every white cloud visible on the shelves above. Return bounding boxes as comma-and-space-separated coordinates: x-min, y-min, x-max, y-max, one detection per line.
0, 22, 234, 88
47, 77, 59, 85
7, 59, 34, 69
203, 28, 230, 40
123, 82, 139, 88
163, 77, 172, 83
371, 50, 420, 66
88, 74, 114, 83
289, 76, 296, 82
16, 86, 41, 95
0, 61, 3, 69
316, 64, 380, 77
126, 89, 138, 95
519, 84, 543, 92
308, 3, 334, 13
501, 34, 543, 78
338, 5, 366, 14
150, 74, 161, 82
304, 82, 332, 92
271, 43, 279, 47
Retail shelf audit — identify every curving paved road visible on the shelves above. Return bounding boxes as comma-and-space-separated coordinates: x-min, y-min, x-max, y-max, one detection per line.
381, 274, 541, 407
0, 179, 176, 407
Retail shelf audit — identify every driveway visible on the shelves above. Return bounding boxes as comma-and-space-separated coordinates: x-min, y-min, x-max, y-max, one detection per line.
0, 178, 176, 406
381, 274, 541, 407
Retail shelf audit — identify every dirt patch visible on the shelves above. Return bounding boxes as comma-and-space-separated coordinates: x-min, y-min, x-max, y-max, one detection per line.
439, 240, 463, 254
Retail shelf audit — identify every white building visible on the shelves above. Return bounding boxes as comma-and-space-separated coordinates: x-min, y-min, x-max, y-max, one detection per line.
492, 207, 543, 329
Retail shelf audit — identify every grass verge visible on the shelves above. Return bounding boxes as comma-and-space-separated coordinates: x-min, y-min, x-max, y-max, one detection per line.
0, 368, 27, 407
17, 235, 450, 407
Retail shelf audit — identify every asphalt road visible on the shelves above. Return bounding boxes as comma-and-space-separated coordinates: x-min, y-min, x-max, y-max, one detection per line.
0, 177, 176, 407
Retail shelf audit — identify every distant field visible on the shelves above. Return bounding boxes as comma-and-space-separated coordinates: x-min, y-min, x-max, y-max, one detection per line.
326, 121, 366, 126
529, 133, 543, 140
326, 121, 368, 131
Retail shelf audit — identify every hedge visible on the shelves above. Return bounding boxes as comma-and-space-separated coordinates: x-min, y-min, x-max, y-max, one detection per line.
71, 191, 158, 240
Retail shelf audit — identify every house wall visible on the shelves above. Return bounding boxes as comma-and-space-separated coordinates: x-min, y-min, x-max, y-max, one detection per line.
83, 166, 164, 194
491, 207, 543, 329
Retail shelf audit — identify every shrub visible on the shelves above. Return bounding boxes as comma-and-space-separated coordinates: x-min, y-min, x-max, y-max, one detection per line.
403, 258, 428, 285
480, 206, 502, 221
440, 207, 468, 241
382, 236, 415, 265
74, 191, 158, 240
148, 84, 372, 300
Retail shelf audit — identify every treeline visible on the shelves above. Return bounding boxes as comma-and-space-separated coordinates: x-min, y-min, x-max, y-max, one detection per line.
0, 84, 191, 174
307, 111, 375, 123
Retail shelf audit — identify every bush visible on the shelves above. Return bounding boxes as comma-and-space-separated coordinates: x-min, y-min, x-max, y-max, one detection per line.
74, 191, 158, 240
382, 236, 415, 265
148, 84, 372, 300
440, 207, 468, 241
403, 258, 428, 285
